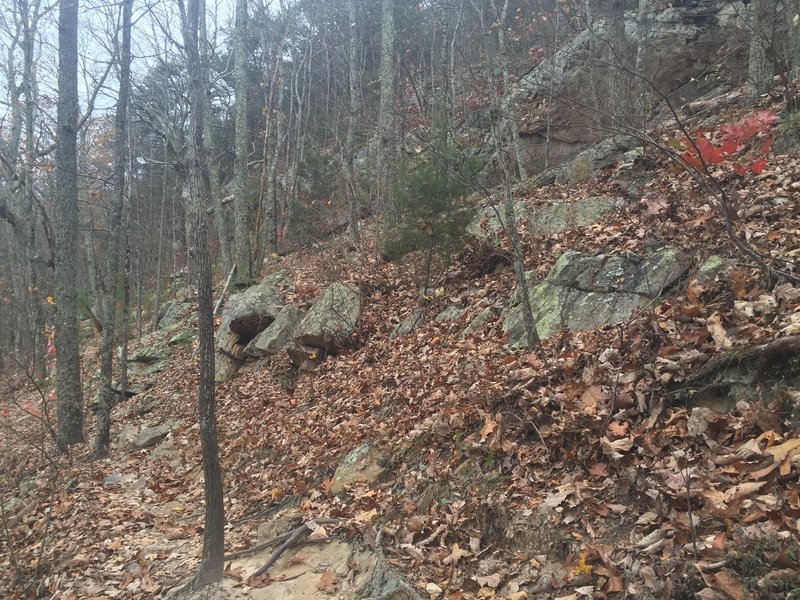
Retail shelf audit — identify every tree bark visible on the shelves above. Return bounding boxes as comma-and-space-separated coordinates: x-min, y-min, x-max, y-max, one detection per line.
490, 0, 528, 180
178, 0, 225, 587
378, 0, 396, 222
344, 0, 361, 244
233, 0, 252, 283
201, 0, 233, 276
748, 0, 774, 97
478, 0, 540, 353
94, 0, 133, 457
55, 0, 84, 447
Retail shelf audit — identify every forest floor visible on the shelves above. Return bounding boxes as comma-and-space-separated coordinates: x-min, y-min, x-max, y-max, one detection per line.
2, 97, 800, 600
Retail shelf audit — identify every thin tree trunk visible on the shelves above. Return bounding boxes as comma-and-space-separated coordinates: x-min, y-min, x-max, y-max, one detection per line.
344, 0, 361, 244
178, 0, 225, 587
233, 0, 252, 283
478, 0, 540, 353
55, 0, 84, 447
94, 0, 133, 457
21, 0, 45, 377
378, 0, 396, 223
490, 0, 527, 180
748, 0, 774, 97
201, 0, 233, 275
635, 0, 650, 138
151, 132, 169, 332
119, 212, 131, 407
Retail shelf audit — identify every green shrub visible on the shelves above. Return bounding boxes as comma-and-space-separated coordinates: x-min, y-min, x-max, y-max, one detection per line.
383, 141, 480, 263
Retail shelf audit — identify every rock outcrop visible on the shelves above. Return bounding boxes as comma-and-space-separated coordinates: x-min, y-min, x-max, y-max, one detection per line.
215, 279, 284, 382
294, 282, 361, 354
469, 195, 621, 243
503, 247, 690, 346
245, 306, 305, 357
511, 1, 749, 174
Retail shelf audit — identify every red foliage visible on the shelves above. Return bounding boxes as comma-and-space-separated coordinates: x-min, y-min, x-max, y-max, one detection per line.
678, 110, 777, 176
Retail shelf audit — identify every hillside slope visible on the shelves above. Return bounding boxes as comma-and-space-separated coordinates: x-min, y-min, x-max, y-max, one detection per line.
1, 97, 799, 600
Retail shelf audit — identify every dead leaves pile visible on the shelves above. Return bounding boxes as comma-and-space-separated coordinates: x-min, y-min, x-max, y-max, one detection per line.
1, 98, 800, 599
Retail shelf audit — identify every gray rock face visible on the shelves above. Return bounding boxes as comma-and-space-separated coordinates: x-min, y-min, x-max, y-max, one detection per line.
467, 201, 533, 240
528, 195, 620, 236
286, 342, 325, 371
511, 1, 748, 174
245, 306, 304, 357
132, 421, 175, 449
331, 444, 387, 494
554, 138, 639, 185
168, 330, 194, 346
127, 347, 169, 377
503, 248, 690, 347
435, 305, 466, 323
461, 307, 495, 339
295, 283, 361, 353
157, 301, 191, 330
468, 196, 620, 244
215, 280, 284, 381
392, 306, 427, 337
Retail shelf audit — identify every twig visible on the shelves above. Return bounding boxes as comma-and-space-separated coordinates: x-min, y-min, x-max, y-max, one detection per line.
223, 531, 293, 562
251, 519, 339, 577
213, 264, 237, 317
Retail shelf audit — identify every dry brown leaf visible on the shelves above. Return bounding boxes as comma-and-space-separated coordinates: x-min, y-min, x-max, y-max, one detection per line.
712, 571, 751, 600
474, 572, 502, 588
316, 570, 337, 594
724, 481, 766, 503
442, 543, 471, 565
707, 313, 733, 349
606, 421, 629, 439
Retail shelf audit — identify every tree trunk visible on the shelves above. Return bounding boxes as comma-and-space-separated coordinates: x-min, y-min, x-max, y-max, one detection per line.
344, 0, 361, 244
94, 0, 133, 457
201, 0, 233, 276
151, 132, 170, 332
179, 0, 225, 587
635, 0, 650, 136
748, 0, 774, 98
233, 0, 252, 284
478, 0, 540, 353
490, 0, 528, 180
55, 0, 84, 447
378, 0, 396, 222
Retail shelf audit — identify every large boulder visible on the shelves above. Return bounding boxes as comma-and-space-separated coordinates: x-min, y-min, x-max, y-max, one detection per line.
503, 248, 690, 347
467, 200, 534, 240
294, 283, 361, 353
245, 306, 305, 357
511, 1, 749, 174
215, 280, 284, 381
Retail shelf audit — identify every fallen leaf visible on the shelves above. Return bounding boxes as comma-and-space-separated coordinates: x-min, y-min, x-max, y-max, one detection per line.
316, 570, 337, 593
475, 572, 502, 588
707, 313, 733, 349
442, 543, 471, 565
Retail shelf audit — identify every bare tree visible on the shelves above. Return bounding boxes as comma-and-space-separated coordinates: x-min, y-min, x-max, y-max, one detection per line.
94, 0, 134, 457
233, 0, 252, 283
55, 0, 84, 447
178, 0, 225, 587
378, 0, 396, 223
